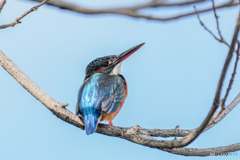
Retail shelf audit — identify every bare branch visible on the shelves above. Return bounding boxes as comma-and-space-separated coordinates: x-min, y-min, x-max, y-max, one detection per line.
0, 50, 85, 128
208, 107, 224, 124
0, 0, 49, 29
203, 7, 240, 135
1, 1, 240, 153
203, 92, 240, 132
221, 42, 240, 108
0, 0, 6, 13
162, 9, 240, 148
0, 0, 239, 157
164, 91, 240, 156
27, 0, 239, 22
1, 46, 240, 155
194, 6, 230, 47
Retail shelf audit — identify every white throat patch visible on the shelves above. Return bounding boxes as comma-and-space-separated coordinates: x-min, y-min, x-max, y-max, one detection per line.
111, 62, 122, 75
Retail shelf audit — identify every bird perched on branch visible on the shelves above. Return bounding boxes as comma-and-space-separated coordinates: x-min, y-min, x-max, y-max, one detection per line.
76, 43, 144, 135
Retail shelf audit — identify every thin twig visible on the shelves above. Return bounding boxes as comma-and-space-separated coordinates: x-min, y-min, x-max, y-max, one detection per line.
0, 0, 49, 29
221, 42, 240, 108
211, 0, 224, 40
0, 0, 6, 13
178, 10, 240, 147
194, 6, 231, 47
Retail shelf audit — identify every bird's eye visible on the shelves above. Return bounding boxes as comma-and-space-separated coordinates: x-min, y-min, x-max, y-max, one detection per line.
104, 62, 108, 66
108, 59, 114, 65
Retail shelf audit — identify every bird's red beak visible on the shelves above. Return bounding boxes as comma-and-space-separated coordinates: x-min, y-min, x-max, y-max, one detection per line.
111, 43, 145, 67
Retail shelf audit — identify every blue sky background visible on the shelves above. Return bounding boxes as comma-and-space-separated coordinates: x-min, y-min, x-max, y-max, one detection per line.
0, 0, 240, 159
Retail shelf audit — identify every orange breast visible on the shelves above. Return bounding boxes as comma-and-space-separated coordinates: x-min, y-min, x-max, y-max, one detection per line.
100, 78, 128, 123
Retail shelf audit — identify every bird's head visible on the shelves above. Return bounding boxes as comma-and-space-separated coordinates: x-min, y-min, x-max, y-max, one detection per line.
84, 43, 144, 81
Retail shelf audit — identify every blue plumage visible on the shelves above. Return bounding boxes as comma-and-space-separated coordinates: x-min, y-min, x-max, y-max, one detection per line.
76, 43, 144, 135
76, 73, 125, 135
83, 114, 99, 135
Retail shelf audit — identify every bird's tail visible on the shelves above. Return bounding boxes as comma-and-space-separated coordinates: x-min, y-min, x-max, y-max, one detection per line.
83, 113, 99, 135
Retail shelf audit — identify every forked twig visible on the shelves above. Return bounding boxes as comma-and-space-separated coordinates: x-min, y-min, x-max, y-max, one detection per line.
194, 6, 230, 48
0, 0, 49, 29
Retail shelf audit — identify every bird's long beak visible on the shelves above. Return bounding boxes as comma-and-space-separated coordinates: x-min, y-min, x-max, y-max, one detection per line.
111, 43, 145, 67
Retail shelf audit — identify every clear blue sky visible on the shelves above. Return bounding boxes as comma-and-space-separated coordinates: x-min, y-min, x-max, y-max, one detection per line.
0, 0, 240, 159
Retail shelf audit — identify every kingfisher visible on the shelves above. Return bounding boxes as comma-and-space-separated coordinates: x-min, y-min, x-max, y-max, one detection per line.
76, 43, 144, 135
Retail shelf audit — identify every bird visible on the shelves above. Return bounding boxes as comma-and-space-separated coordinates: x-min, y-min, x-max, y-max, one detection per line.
76, 43, 144, 135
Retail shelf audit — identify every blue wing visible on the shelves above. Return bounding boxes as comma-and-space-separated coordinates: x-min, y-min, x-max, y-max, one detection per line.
98, 74, 125, 115
75, 81, 86, 116
76, 73, 125, 135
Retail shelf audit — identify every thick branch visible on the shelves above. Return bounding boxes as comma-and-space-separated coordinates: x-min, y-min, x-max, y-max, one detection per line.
0, 0, 49, 29
1, 47, 240, 155
0, 0, 6, 13
0, 49, 210, 149
28, 0, 239, 21
0, 50, 85, 128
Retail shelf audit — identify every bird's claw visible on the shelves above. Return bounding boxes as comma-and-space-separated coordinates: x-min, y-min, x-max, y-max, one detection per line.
107, 122, 113, 127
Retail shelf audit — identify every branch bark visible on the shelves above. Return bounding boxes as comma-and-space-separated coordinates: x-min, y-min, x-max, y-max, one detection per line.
203, 92, 240, 132
27, 0, 239, 21
163, 142, 240, 156
0, 0, 6, 13
221, 43, 240, 108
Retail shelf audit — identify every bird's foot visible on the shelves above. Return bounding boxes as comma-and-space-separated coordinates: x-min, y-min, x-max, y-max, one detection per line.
108, 122, 113, 127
